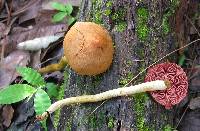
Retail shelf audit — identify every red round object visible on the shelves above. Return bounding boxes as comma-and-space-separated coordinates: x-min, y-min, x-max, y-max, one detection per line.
145, 62, 188, 109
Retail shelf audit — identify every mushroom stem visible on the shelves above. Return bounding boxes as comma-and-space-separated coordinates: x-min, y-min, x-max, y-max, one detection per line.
38, 56, 67, 73
37, 80, 168, 120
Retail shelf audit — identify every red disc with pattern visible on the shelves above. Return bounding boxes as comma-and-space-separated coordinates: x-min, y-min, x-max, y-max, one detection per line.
145, 63, 188, 109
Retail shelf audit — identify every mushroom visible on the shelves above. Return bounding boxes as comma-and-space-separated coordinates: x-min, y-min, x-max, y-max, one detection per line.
38, 62, 185, 120
37, 79, 169, 120
145, 62, 188, 109
39, 22, 114, 76
63, 22, 114, 75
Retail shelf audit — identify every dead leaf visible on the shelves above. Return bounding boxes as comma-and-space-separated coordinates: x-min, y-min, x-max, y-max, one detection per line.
0, 37, 16, 58
2, 105, 14, 127
0, 22, 6, 39
44, 71, 63, 82
0, 50, 30, 89
42, 0, 81, 10
0, 0, 4, 13
31, 50, 41, 69
0, 24, 67, 47
35, 10, 57, 26
18, 0, 42, 25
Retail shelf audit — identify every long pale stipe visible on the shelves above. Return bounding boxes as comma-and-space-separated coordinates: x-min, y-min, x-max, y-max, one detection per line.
39, 80, 167, 119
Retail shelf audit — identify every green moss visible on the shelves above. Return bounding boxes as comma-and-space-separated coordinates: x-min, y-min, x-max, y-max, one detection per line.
98, 111, 105, 127
150, 40, 157, 62
85, 111, 105, 129
104, 9, 112, 16
163, 124, 174, 131
119, 72, 133, 86
91, 0, 103, 24
91, 0, 127, 32
108, 117, 114, 128
111, 7, 126, 21
66, 121, 72, 131
136, 47, 145, 58
115, 21, 127, 32
127, 60, 133, 66
54, 69, 69, 128
137, 8, 148, 20
162, 14, 170, 34
111, 7, 127, 32
161, 0, 180, 34
92, 75, 103, 88
104, 1, 113, 16
133, 93, 150, 131
136, 7, 149, 41
87, 112, 105, 129
106, 1, 113, 7
137, 24, 149, 40
170, 0, 180, 13
88, 115, 98, 128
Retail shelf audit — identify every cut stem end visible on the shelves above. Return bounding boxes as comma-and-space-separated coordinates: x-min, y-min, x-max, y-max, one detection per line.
164, 80, 171, 89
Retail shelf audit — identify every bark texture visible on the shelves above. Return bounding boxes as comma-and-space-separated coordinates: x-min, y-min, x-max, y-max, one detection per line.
57, 0, 178, 130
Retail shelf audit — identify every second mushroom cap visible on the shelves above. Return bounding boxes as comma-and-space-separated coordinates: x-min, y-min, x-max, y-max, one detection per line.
145, 62, 188, 109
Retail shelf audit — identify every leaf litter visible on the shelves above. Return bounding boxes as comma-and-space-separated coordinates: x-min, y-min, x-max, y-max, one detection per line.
0, 0, 73, 130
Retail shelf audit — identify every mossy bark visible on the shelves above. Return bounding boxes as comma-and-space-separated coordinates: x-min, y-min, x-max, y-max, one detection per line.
57, 0, 178, 130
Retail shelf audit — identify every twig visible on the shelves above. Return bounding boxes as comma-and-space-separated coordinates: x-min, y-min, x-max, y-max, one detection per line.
0, 0, 38, 23
175, 106, 189, 129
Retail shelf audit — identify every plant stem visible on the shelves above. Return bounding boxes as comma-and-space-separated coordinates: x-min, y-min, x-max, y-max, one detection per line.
38, 56, 67, 73
38, 80, 168, 120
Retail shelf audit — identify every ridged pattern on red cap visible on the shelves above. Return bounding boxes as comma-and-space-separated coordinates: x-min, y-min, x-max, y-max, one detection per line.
145, 63, 188, 109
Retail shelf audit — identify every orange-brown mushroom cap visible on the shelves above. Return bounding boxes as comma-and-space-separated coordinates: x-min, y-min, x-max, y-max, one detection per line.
63, 22, 114, 75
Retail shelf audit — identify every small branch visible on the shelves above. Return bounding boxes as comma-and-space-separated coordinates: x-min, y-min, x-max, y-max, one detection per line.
37, 80, 169, 120
38, 56, 67, 73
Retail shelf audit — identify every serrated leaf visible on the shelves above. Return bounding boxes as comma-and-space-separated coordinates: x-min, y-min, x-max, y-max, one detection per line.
16, 66, 45, 87
0, 84, 36, 104
34, 89, 51, 115
51, 2, 66, 11
67, 17, 76, 26
46, 83, 58, 98
52, 12, 67, 22
65, 4, 73, 15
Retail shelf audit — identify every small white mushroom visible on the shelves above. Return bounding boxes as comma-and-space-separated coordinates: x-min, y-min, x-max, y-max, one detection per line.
17, 35, 62, 51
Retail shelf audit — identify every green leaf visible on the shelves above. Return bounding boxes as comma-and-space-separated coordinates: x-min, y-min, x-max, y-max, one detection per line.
51, 2, 66, 11
67, 17, 76, 26
34, 89, 51, 115
0, 84, 36, 104
52, 12, 67, 22
46, 83, 58, 98
16, 66, 45, 87
65, 4, 73, 15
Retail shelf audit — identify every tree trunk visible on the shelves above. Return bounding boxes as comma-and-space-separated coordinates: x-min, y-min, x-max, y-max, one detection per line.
57, 0, 178, 130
